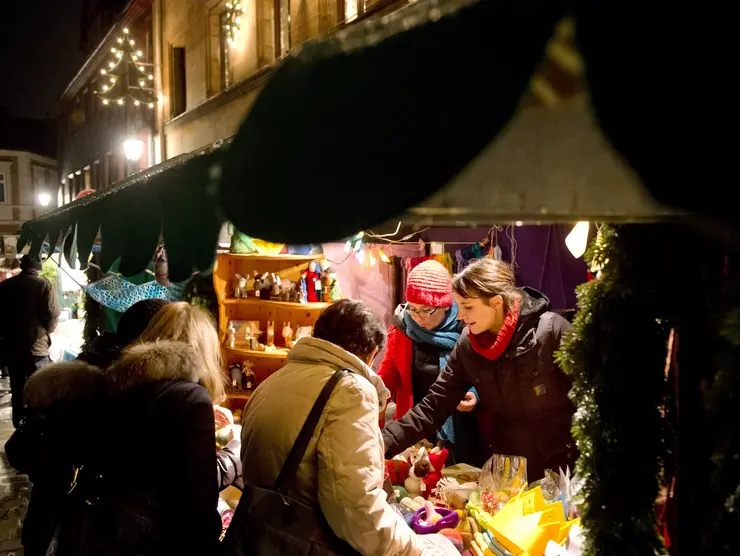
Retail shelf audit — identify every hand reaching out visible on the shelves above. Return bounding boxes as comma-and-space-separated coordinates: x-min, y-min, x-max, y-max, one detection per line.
456, 391, 477, 412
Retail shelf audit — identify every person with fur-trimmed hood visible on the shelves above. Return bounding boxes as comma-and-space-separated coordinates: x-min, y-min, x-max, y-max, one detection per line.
6, 307, 225, 555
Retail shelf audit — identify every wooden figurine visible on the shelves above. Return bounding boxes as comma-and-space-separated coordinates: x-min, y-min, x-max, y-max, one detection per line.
242, 360, 256, 390
229, 362, 243, 390
266, 320, 275, 347
228, 321, 236, 348
282, 321, 294, 348
234, 274, 248, 299
295, 325, 313, 343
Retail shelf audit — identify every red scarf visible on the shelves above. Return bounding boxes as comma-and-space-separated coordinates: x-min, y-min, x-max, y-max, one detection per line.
468, 298, 520, 361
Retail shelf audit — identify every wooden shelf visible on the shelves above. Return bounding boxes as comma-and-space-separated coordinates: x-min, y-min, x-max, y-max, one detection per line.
224, 345, 290, 359
218, 252, 325, 261
226, 389, 253, 400
223, 298, 331, 310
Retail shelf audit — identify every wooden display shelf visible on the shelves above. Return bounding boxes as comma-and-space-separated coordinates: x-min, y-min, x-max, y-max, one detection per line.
218, 252, 324, 261
224, 345, 290, 359
226, 389, 253, 400
223, 298, 331, 310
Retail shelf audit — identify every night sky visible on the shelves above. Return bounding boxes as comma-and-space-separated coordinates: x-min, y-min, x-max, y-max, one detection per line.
0, 0, 85, 119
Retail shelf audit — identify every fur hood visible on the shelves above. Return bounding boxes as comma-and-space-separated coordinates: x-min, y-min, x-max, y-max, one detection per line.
24, 341, 201, 409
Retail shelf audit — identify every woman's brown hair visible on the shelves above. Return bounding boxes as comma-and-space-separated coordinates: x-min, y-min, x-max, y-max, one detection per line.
452, 258, 522, 312
136, 302, 226, 403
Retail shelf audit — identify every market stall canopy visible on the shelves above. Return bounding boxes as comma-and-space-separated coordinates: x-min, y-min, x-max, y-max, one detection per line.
19, 0, 732, 278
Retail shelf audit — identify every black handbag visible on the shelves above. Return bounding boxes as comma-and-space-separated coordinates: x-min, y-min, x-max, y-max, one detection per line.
221, 369, 360, 556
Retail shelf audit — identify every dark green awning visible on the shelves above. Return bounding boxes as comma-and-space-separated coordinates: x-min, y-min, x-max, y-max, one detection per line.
20, 0, 735, 281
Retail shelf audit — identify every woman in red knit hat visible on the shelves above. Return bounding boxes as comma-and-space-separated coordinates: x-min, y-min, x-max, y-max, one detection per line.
378, 260, 481, 465
382, 258, 576, 480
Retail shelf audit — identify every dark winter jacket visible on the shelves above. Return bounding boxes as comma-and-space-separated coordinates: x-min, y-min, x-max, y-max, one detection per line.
0, 268, 60, 359
5, 341, 223, 556
382, 288, 576, 479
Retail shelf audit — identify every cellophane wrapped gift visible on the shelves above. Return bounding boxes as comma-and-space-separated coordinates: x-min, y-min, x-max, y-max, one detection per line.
477, 454, 527, 513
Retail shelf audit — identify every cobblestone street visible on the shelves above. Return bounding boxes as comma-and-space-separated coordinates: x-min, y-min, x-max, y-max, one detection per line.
0, 377, 27, 556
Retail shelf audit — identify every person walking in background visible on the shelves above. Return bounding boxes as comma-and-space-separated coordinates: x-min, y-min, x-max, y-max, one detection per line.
6, 302, 225, 555
378, 260, 481, 466
0, 255, 60, 427
383, 259, 576, 480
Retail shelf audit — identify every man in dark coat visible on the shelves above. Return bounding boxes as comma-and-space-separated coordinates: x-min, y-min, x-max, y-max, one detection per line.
0, 255, 60, 427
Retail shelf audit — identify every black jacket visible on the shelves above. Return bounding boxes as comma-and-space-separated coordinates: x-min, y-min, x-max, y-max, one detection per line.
6, 341, 222, 556
383, 289, 576, 479
0, 269, 60, 359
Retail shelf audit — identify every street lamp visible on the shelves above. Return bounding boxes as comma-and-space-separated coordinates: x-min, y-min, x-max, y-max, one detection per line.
37, 192, 51, 207
123, 137, 145, 162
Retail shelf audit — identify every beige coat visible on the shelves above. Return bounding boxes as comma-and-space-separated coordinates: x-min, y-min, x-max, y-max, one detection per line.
240, 337, 455, 556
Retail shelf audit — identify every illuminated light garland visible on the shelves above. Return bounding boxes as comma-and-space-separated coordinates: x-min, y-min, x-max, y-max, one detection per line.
96, 26, 158, 108
223, 1, 247, 45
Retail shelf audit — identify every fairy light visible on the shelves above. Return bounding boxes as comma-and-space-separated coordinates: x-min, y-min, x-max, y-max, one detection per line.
97, 26, 158, 108
223, 1, 245, 45
377, 248, 390, 263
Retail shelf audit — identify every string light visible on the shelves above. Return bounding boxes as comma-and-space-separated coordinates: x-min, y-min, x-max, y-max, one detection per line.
96, 26, 158, 108
377, 248, 390, 263
223, 1, 246, 44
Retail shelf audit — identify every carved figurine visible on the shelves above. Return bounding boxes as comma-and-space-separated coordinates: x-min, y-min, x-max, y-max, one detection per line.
234, 274, 248, 299
229, 362, 243, 390
242, 360, 256, 390
282, 321, 294, 348
294, 326, 313, 343
228, 321, 236, 348
266, 320, 275, 347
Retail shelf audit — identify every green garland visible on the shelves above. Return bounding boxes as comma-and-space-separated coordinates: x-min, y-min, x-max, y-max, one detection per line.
703, 278, 740, 552
556, 225, 668, 556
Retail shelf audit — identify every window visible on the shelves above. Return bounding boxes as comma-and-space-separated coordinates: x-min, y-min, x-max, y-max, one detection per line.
276, 0, 291, 57
0, 172, 6, 203
171, 46, 187, 118
219, 11, 232, 89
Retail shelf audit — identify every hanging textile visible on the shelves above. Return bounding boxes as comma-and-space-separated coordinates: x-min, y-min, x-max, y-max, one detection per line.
431, 253, 455, 275
85, 274, 185, 313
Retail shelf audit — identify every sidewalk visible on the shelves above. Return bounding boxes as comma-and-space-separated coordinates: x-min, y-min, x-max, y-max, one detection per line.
0, 377, 28, 556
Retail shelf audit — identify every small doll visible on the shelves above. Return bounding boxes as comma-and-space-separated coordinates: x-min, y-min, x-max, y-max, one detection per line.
242, 360, 256, 390
266, 320, 275, 347
227, 321, 236, 348
301, 260, 322, 303
405, 448, 431, 498
229, 362, 243, 390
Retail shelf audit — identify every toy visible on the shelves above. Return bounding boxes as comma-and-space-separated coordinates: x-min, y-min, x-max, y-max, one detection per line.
227, 321, 236, 348
234, 274, 248, 299
405, 448, 431, 498
253, 271, 275, 299
301, 260, 322, 302
321, 266, 343, 302
229, 362, 243, 390
242, 360, 255, 390
282, 321, 294, 348
411, 501, 460, 534
438, 529, 464, 553
422, 446, 449, 498
266, 320, 275, 347
294, 326, 312, 342
272, 276, 300, 302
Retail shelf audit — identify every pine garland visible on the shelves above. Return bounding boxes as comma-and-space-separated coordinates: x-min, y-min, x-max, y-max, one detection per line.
556, 225, 668, 556
702, 270, 740, 552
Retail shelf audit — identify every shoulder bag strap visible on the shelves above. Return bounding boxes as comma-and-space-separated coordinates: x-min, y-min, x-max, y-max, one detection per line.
274, 369, 351, 495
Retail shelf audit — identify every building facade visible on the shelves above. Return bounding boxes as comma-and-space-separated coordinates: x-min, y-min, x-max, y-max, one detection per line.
0, 149, 57, 234
156, 0, 405, 159
54, 0, 157, 206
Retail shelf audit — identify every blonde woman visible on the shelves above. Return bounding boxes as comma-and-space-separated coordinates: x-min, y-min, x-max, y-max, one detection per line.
7, 302, 225, 555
